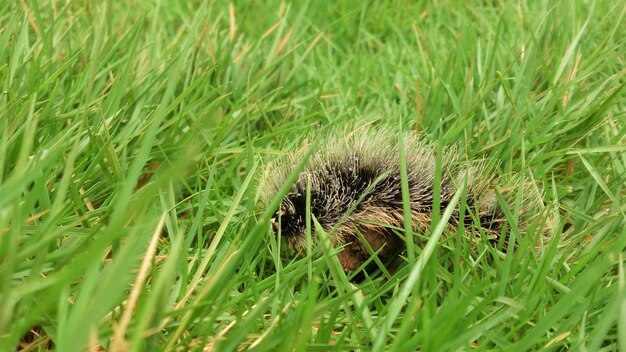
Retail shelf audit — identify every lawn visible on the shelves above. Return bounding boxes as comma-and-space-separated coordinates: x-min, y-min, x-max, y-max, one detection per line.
1, 1, 625, 351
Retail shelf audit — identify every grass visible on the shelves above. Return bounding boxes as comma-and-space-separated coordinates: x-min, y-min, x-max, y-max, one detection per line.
1, 0, 625, 350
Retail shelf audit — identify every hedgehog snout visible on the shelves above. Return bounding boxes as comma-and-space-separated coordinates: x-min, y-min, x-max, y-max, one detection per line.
272, 206, 306, 239
270, 208, 286, 233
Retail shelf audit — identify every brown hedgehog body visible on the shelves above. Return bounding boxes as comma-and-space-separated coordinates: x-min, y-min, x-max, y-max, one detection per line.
261, 127, 546, 275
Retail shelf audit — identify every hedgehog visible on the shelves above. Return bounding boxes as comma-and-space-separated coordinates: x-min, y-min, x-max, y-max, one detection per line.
260, 126, 548, 276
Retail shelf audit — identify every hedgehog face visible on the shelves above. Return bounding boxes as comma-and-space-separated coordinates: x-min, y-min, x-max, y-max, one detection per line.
273, 193, 307, 241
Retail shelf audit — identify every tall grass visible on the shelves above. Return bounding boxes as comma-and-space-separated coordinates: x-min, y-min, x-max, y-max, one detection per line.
1, 1, 625, 350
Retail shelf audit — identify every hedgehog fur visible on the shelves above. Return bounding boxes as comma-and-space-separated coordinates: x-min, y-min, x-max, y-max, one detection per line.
260, 126, 548, 275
